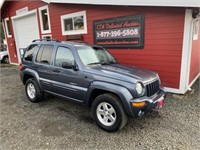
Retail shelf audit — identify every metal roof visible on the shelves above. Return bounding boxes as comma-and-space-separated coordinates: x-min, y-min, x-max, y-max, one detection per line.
42, 0, 200, 7
1, 0, 200, 8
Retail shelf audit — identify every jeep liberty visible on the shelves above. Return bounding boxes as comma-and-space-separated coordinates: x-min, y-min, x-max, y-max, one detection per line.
20, 39, 166, 132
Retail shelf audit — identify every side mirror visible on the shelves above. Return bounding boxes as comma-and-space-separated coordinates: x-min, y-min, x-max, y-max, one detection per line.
62, 62, 74, 69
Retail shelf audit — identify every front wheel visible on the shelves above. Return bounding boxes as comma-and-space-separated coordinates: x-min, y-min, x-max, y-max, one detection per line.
91, 93, 127, 132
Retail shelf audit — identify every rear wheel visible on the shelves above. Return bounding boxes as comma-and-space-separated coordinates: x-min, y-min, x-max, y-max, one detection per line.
91, 93, 127, 132
25, 78, 43, 102
2, 56, 9, 64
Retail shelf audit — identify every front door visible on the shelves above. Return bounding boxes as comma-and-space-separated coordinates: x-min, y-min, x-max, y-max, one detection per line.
51, 46, 84, 102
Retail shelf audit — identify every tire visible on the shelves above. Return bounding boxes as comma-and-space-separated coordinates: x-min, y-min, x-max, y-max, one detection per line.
91, 93, 127, 132
25, 78, 43, 103
2, 56, 9, 64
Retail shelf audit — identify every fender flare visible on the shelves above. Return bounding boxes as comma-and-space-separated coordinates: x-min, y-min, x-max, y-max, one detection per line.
23, 68, 43, 90
86, 81, 134, 117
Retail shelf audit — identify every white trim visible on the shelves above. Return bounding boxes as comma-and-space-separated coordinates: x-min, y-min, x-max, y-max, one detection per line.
185, 12, 195, 92
10, 62, 19, 65
41, 0, 200, 7
41, 0, 50, 4
11, 9, 39, 64
11, 9, 37, 20
42, 34, 52, 39
16, 7, 28, 16
38, 5, 51, 34
1, 20, 11, 64
163, 87, 182, 94
4, 18, 12, 38
61, 10, 87, 35
179, 9, 193, 94
188, 73, 200, 88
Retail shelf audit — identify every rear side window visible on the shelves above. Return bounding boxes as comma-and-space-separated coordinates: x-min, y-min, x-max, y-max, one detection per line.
36, 45, 53, 64
24, 44, 39, 61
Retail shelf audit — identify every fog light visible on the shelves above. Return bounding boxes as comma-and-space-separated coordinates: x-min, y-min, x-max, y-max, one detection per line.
132, 102, 146, 107
138, 110, 145, 117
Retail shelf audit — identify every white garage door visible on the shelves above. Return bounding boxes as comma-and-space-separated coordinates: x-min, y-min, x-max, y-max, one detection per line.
12, 11, 39, 63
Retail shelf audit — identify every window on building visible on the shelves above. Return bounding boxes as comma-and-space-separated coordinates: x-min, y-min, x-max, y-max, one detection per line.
39, 5, 51, 34
193, 19, 199, 40
36, 45, 53, 64
24, 44, 39, 61
4, 18, 12, 38
54, 47, 75, 67
42, 34, 52, 40
61, 11, 87, 35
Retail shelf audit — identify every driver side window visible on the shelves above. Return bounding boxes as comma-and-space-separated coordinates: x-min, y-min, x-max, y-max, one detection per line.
54, 47, 74, 67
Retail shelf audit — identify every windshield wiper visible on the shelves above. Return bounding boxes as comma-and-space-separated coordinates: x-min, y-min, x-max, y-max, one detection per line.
101, 62, 110, 65
109, 61, 117, 64
87, 61, 116, 65
87, 62, 101, 65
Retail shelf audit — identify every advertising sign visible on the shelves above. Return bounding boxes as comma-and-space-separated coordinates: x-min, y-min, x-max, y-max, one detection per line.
93, 14, 144, 48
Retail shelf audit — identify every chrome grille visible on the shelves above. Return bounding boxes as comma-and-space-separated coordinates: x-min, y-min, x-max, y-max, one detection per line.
146, 80, 160, 97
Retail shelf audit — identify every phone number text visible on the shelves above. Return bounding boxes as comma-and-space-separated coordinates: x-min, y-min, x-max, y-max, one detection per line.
96, 29, 139, 38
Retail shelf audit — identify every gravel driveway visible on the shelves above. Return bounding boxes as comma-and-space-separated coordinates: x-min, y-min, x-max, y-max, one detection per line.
0, 65, 199, 150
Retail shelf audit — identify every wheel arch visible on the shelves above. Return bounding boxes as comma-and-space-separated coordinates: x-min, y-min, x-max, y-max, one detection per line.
2, 55, 9, 63
23, 69, 42, 90
87, 81, 133, 117
23, 73, 34, 84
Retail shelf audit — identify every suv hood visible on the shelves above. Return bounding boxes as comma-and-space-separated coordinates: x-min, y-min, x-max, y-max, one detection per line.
84, 64, 158, 84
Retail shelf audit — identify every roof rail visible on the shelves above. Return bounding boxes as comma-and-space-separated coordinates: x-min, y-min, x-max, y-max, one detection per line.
32, 39, 61, 42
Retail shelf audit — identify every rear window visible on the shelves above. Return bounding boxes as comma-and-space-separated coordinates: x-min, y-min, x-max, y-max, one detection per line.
36, 45, 53, 65
24, 44, 39, 61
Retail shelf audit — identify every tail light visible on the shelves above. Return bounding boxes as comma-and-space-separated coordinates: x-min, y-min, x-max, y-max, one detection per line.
19, 62, 23, 71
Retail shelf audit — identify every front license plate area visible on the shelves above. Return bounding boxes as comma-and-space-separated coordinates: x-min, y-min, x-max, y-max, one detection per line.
157, 99, 164, 109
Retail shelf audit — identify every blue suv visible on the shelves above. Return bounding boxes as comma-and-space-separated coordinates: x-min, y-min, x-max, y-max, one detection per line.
20, 39, 166, 132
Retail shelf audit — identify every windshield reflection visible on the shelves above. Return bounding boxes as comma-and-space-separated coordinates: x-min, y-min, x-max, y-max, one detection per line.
76, 45, 117, 66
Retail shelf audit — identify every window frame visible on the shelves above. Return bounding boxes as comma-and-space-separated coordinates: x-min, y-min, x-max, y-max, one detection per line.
54, 46, 75, 68
35, 44, 54, 65
4, 17, 12, 38
38, 5, 51, 34
60, 10, 87, 35
23, 44, 39, 62
193, 19, 199, 40
42, 34, 52, 40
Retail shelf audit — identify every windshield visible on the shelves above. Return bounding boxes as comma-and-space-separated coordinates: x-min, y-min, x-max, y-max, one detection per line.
76, 45, 117, 65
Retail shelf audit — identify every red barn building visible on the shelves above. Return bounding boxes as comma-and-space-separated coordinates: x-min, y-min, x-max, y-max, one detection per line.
1, 0, 200, 94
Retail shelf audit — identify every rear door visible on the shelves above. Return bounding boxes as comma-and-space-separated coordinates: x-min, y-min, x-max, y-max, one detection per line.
34, 44, 54, 91
50, 46, 84, 102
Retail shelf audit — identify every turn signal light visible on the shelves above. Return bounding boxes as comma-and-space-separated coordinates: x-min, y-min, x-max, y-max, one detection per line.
132, 102, 146, 107
19, 62, 22, 71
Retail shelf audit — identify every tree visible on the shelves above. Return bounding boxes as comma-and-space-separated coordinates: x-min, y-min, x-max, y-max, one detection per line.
0, 23, 5, 42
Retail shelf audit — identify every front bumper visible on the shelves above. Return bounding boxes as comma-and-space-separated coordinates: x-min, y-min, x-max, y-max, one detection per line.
130, 89, 166, 117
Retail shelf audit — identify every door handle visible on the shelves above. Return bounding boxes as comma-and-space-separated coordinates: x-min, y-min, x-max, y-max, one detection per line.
52, 69, 61, 73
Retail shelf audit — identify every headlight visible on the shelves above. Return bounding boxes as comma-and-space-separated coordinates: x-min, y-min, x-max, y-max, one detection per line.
136, 82, 143, 95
